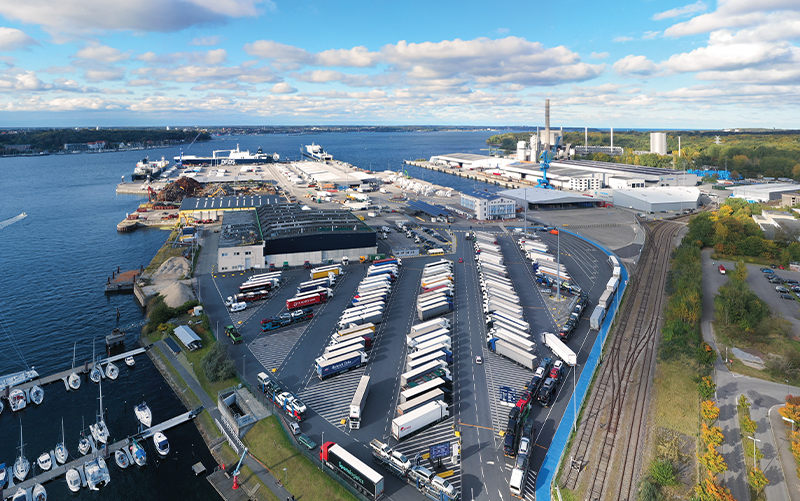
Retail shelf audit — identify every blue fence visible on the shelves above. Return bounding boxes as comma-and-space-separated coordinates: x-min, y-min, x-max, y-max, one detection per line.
535, 230, 630, 501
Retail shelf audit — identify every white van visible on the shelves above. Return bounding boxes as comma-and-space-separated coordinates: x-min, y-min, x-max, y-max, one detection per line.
230, 302, 247, 312
509, 467, 526, 498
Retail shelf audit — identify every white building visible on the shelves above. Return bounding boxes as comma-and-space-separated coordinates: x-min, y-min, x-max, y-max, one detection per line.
568, 175, 603, 191
730, 183, 800, 203
460, 191, 517, 220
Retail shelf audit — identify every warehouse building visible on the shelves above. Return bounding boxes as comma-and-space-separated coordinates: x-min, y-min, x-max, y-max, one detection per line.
216, 203, 377, 270
597, 187, 701, 213
500, 187, 602, 210
290, 160, 380, 190
428, 153, 516, 170
730, 183, 800, 203
179, 195, 280, 224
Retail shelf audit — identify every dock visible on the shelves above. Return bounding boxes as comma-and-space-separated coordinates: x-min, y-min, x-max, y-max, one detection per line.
104, 269, 141, 293
2, 407, 202, 499
12, 346, 150, 394
207, 468, 252, 501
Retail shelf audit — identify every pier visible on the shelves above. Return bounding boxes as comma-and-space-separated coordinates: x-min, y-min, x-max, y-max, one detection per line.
12, 346, 150, 394
2, 406, 202, 499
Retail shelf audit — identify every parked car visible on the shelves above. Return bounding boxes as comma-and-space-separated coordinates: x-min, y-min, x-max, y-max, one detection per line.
761, 268, 774, 273
781, 294, 795, 300
289, 422, 301, 435
297, 433, 317, 450
776, 286, 789, 293
718, 265, 726, 274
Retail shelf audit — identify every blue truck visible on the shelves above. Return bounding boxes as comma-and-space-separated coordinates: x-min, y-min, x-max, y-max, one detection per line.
316, 351, 368, 380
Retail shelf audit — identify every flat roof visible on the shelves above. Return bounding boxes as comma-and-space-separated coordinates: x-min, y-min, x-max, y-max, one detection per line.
463, 190, 509, 201
256, 204, 373, 239
220, 210, 262, 247
432, 153, 491, 163
499, 187, 597, 205
180, 195, 280, 211
730, 183, 799, 195
609, 187, 700, 204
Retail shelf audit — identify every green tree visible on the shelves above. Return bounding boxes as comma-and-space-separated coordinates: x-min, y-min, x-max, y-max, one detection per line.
731, 261, 748, 282
748, 467, 769, 492
201, 342, 237, 382
649, 459, 677, 486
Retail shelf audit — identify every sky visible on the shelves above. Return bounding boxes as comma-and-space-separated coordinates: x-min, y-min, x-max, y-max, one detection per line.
0, 0, 798, 128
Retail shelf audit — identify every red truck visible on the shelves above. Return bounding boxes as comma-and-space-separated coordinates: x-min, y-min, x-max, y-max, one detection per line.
286, 293, 326, 310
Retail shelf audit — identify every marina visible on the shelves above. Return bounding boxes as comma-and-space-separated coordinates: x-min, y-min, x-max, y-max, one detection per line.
1, 408, 201, 499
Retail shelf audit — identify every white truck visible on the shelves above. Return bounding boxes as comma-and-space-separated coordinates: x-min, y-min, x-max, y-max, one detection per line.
349, 375, 370, 429
417, 299, 453, 321
543, 332, 577, 366
391, 400, 449, 440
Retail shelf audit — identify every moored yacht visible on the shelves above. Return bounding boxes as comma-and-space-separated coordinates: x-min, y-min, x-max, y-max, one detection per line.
36, 452, 51, 471
134, 402, 152, 427
89, 380, 110, 445
66, 468, 81, 492
153, 431, 169, 456
32, 483, 46, 501
55, 419, 68, 465
13, 424, 29, 482
106, 362, 119, 380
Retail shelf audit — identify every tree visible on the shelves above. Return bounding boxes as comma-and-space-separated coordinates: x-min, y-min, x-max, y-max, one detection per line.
731, 261, 748, 282
699, 376, 717, 400
702, 400, 720, 421
649, 459, 677, 486
698, 445, 728, 477
201, 342, 237, 382
638, 478, 662, 501
701, 423, 724, 447
748, 467, 769, 492
741, 415, 757, 435
695, 478, 736, 501
779, 395, 800, 423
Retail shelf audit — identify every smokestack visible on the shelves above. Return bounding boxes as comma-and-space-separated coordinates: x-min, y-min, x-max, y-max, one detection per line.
585, 126, 588, 145
545, 99, 550, 150
610, 127, 613, 150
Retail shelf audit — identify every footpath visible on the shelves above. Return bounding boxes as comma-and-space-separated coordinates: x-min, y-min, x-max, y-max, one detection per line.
154, 340, 295, 501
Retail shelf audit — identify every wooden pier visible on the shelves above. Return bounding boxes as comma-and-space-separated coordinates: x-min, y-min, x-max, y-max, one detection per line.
2, 406, 202, 499
12, 346, 150, 395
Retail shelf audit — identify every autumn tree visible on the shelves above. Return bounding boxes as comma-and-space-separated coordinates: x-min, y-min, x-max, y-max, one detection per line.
695, 477, 736, 501
699, 377, 717, 400
701, 423, 724, 448
702, 400, 720, 421
780, 395, 800, 423
698, 445, 728, 476
748, 467, 769, 492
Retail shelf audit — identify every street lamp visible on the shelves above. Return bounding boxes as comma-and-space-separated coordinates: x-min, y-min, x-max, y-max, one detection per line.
747, 436, 761, 467
283, 467, 287, 485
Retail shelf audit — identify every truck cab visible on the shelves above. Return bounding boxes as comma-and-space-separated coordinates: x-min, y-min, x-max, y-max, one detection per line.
225, 325, 243, 344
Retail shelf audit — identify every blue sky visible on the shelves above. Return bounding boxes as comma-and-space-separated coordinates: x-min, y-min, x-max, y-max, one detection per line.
0, 0, 798, 128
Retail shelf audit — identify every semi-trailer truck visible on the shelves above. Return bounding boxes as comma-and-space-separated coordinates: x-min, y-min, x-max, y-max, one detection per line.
414, 335, 452, 353
410, 318, 451, 335
316, 351, 368, 379
490, 328, 536, 352
399, 377, 447, 404
488, 338, 537, 370
349, 375, 370, 430
417, 299, 453, 321
286, 293, 326, 310
406, 351, 450, 372
337, 310, 383, 330
319, 442, 384, 500
590, 305, 605, 330
391, 400, 449, 440
407, 327, 449, 346
396, 388, 444, 416
310, 267, 341, 280
407, 343, 449, 363
543, 332, 577, 366
332, 323, 375, 341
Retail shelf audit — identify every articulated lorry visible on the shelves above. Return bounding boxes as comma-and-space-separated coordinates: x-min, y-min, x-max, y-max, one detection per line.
590, 305, 605, 330
349, 375, 370, 430
286, 293, 326, 310
316, 351, 368, 379
337, 310, 383, 330
488, 338, 537, 370
391, 400, 449, 441
407, 327, 449, 347
417, 299, 453, 321
396, 388, 445, 416
543, 332, 577, 366
310, 266, 341, 280
319, 442, 384, 500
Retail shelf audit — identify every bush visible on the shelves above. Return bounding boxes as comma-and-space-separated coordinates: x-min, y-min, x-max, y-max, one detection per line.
201, 342, 237, 382
697, 342, 717, 366
638, 477, 663, 501
649, 459, 678, 487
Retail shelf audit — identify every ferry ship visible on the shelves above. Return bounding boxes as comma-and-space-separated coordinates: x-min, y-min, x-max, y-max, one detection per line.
175, 144, 279, 167
131, 156, 169, 181
304, 143, 333, 161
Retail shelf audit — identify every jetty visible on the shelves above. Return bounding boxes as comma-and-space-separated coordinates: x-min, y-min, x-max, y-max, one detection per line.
2, 406, 203, 499
12, 346, 150, 395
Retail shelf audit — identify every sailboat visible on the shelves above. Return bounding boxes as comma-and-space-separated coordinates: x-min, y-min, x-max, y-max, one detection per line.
68, 343, 81, 390
89, 379, 110, 445
13, 423, 29, 482
89, 343, 102, 383
78, 417, 90, 456
134, 402, 152, 427
105, 361, 119, 380
55, 419, 68, 465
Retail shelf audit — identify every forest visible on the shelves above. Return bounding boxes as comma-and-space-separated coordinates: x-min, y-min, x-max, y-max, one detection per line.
0, 128, 211, 154
486, 130, 800, 180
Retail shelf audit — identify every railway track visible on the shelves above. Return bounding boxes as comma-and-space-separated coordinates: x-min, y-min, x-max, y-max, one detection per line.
561, 218, 683, 500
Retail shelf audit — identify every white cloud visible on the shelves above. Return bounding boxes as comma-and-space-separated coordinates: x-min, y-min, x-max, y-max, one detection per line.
613, 55, 659, 77
613, 36, 633, 42
0, 27, 38, 51
664, 0, 800, 38
642, 31, 661, 40
653, 1, 707, 20
74, 44, 128, 63
590, 52, 609, 59
0, 0, 268, 35
85, 68, 125, 82
189, 36, 223, 46
270, 82, 297, 94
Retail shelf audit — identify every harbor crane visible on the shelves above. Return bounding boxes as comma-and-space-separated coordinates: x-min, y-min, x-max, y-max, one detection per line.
231, 446, 249, 490
537, 135, 562, 190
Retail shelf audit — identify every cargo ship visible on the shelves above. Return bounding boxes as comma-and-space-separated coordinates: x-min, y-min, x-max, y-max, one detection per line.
304, 143, 333, 161
131, 156, 169, 181
175, 144, 279, 167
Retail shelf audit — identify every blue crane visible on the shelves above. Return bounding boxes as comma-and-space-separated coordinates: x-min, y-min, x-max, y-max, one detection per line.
231, 446, 249, 490
537, 135, 562, 189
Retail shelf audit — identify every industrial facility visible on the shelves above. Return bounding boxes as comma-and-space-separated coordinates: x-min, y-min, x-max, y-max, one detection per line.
179, 195, 280, 222
217, 203, 377, 271
288, 160, 381, 190
730, 183, 800, 203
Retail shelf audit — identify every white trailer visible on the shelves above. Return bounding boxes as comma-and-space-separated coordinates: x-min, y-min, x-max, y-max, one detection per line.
414, 335, 452, 352
422, 264, 452, 277
424, 259, 452, 270
357, 283, 391, 295
331, 323, 375, 342
479, 262, 509, 277
407, 328, 450, 348
325, 337, 365, 356
406, 351, 450, 372
480, 272, 513, 286
407, 344, 448, 363
421, 274, 453, 288
417, 299, 453, 321
400, 378, 447, 404
590, 305, 606, 330
598, 289, 613, 309
477, 253, 504, 266
410, 318, 451, 336
396, 389, 444, 416
519, 240, 548, 253
489, 312, 530, 333
543, 332, 577, 366
484, 299, 523, 316
400, 360, 448, 387
349, 375, 371, 429
491, 328, 536, 352
491, 319, 531, 340
391, 401, 449, 440
490, 339, 537, 370
606, 276, 619, 293
418, 287, 453, 301
475, 242, 502, 254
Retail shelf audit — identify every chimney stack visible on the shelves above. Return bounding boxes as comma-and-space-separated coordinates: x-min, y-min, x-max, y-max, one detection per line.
544, 99, 551, 150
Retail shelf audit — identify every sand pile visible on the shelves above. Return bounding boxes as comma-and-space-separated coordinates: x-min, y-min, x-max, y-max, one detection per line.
159, 281, 196, 308
151, 257, 191, 280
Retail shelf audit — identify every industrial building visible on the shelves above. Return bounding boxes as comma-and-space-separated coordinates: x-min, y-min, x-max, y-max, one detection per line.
499, 187, 602, 210
217, 203, 377, 270
593, 187, 701, 213
458, 191, 518, 220
781, 192, 800, 207
498, 159, 697, 190
428, 153, 516, 170
730, 183, 800, 203
289, 161, 381, 189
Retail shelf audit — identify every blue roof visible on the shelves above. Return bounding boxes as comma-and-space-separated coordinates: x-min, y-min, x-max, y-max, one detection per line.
465, 190, 502, 201
406, 200, 448, 217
